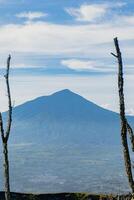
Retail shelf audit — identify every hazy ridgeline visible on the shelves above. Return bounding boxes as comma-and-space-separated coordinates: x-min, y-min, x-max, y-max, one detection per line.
0, 89, 133, 193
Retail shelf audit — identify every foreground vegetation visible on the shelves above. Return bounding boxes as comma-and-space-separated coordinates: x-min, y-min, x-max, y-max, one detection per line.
0, 192, 133, 200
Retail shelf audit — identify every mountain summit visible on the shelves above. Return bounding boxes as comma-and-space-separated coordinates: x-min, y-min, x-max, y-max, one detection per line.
1, 89, 133, 193
5, 89, 128, 145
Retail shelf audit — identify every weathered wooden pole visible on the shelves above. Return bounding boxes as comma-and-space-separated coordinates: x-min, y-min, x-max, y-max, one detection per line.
0, 55, 12, 200
112, 37, 134, 193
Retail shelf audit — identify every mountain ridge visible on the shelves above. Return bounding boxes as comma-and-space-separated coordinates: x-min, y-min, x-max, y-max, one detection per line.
0, 89, 132, 193
8, 89, 118, 117
1, 89, 124, 145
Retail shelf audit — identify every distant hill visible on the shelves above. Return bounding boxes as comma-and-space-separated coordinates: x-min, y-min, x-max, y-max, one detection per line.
0, 89, 133, 193
3, 89, 127, 145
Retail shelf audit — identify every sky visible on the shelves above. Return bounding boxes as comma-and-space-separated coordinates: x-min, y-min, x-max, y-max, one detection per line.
0, 0, 134, 114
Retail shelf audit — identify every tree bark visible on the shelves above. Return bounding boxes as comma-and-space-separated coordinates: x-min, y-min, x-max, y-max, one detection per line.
0, 55, 12, 200
3, 142, 11, 200
112, 37, 134, 193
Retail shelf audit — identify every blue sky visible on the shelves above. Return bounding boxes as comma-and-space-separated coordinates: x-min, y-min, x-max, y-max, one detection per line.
0, 0, 133, 72
0, 0, 134, 114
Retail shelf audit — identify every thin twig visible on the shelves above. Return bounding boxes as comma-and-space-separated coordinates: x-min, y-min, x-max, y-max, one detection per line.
111, 52, 118, 58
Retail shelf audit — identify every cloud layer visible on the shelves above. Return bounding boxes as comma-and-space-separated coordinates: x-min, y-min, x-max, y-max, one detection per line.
66, 4, 107, 22
0, 1, 133, 72
61, 59, 114, 72
0, 1, 133, 114
16, 11, 48, 21
66, 2, 126, 22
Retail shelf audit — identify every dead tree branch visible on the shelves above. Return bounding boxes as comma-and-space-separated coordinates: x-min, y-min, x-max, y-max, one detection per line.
0, 55, 12, 200
112, 37, 134, 193
4, 54, 12, 142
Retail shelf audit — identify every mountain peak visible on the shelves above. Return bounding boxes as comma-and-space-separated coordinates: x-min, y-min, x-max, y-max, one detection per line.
10, 89, 118, 121
53, 89, 73, 95
50, 89, 77, 99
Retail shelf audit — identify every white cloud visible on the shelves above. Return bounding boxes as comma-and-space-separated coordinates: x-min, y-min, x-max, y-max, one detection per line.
61, 59, 114, 72
61, 59, 95, 70
0, 11, 133, 68
16, 11, 47, 21
66, 4, 107, 22
0, 20, 133, 55
66, 2, 126, 22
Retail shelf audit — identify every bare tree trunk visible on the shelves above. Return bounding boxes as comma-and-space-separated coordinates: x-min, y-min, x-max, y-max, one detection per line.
0, 55, 12, 200
112, 37, 134, 193
3, 142, 11, 200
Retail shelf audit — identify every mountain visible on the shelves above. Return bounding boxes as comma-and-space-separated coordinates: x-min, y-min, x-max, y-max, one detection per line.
0, 89, 133, 193
4, 89, 125, 145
